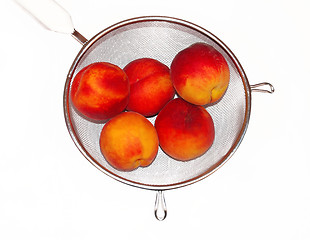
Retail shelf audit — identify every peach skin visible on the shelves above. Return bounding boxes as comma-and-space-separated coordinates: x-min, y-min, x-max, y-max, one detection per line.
170, 42, 230, 106
155, 98, 215, 161
71, 62, 130, 121
100, 112, 159, 171
124, 58, 175, 117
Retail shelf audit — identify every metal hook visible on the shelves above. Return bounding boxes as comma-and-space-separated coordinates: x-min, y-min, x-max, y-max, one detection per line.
250, 82, 275, 94
154, 190, 167, 221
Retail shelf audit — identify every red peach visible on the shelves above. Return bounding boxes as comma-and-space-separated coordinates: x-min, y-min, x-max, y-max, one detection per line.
155, 98, 215, 161
71, 62, 129, 121
124, 58, 175, 117
171, 42, 230, 105
100, 112, 159, 171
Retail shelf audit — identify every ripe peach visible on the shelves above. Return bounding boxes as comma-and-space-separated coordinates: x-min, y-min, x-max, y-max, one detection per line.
71, 62, 130, 121
124, 58, 175, 117
170, 42, 230, 106
100, 112, 159, 171
155, 98, 214, 161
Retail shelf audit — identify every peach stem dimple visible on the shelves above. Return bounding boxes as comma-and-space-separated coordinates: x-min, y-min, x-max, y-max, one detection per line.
133, 158, 143, 168
210, 86, 218, 103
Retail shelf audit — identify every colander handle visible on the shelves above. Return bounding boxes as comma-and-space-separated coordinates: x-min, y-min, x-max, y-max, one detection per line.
250, 82, 275, 94
154, 191, 167, 221
14, 0, 87, 44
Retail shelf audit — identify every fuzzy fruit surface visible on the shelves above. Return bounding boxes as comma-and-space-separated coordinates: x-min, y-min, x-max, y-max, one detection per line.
71, 62, 129, 121
124, 58, 175, 117
100, 112, 159, 171
171, 42, 230, 106
155, 98, 215, 161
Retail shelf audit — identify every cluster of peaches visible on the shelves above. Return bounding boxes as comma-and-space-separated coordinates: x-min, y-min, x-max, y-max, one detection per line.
71, 43, 230, 171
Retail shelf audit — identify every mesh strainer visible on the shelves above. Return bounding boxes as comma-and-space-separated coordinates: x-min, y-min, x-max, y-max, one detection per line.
16, 0, 274, 221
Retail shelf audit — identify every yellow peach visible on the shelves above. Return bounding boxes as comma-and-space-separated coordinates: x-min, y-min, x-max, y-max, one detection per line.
99, 112, 159, 171
171, 43, 230, 105
124, 58, 175, 117
155, 98, 215, 161
71, 62, 130, 121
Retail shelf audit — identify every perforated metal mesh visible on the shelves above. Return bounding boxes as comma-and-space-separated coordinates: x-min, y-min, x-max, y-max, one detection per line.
64, 17, 251, 190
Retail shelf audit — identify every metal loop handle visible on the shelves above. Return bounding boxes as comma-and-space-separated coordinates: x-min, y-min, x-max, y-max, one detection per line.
154, 191, 167, 221
250, 82, 275, 94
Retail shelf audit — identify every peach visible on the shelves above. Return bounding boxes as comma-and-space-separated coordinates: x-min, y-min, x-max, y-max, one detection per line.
99, 112, 159, 171
71, 62, 130, 121
124, 58, 175, 117
170, 42, 230, 106
155, 98, 214, 161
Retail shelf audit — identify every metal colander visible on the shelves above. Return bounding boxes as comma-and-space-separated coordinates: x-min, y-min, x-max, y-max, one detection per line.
64, 17, 250, 190
16, 0, 274, 220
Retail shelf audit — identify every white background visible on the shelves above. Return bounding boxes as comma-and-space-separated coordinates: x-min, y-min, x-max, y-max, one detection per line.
1, 0, 310, 239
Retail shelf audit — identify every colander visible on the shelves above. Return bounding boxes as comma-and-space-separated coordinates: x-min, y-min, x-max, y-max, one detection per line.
16, 0, 274, 221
